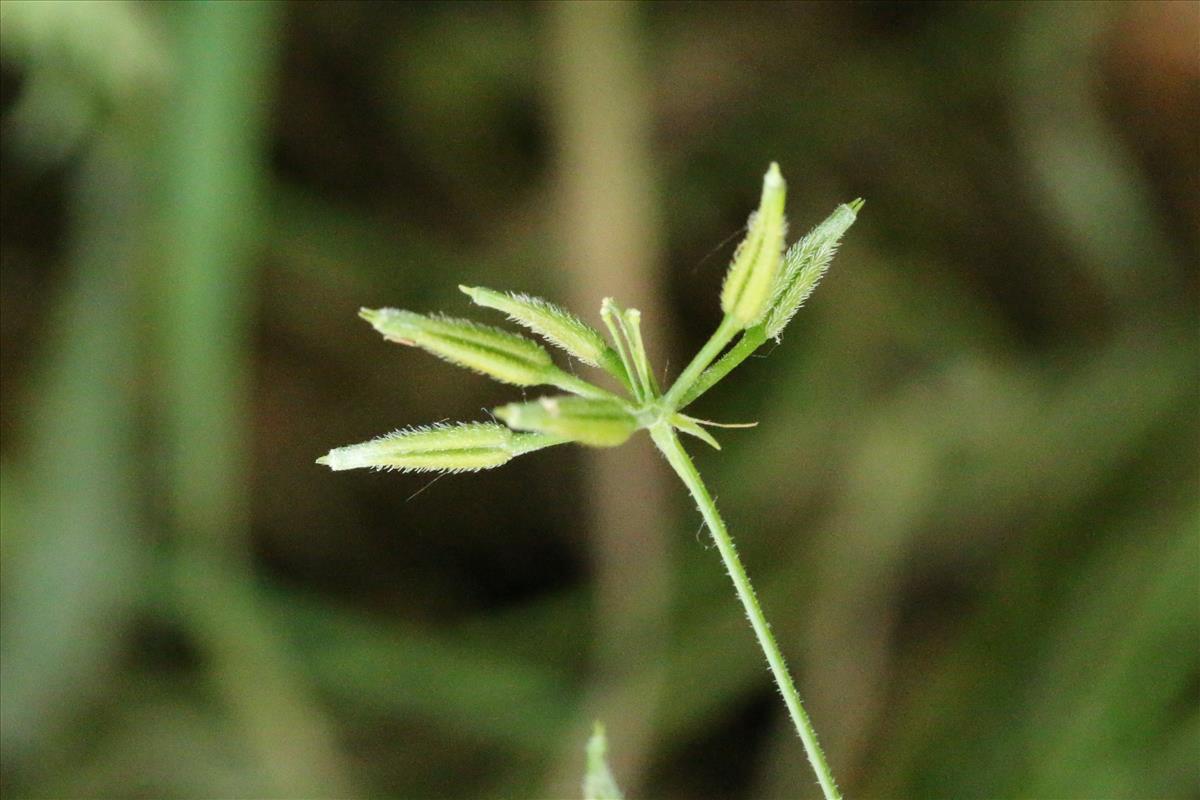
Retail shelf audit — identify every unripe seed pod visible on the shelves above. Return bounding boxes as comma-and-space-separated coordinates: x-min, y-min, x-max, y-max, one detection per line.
317, 423, 515, 472
494, 396, 637, 447
721, 162, 788, 328
460, 285, 611, 368
764, 199, 861, 340
360, 308, 553, 386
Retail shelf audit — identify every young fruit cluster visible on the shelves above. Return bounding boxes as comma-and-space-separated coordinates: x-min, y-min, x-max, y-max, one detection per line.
318, 163, 859, 473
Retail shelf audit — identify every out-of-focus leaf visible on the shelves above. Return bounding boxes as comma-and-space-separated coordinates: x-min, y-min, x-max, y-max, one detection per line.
0, 0, 167, 164
1010, 2, 1180, 306
267, 585, 577, 755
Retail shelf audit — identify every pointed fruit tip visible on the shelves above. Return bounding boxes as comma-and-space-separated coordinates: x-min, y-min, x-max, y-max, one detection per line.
765, 161, 784, 187
849, 198, 865, 213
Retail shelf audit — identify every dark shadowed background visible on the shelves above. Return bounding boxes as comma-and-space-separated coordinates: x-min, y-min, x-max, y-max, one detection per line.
1, 2, 1197, 798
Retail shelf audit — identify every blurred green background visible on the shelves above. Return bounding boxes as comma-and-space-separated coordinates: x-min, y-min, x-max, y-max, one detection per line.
1, 1, 1196, 798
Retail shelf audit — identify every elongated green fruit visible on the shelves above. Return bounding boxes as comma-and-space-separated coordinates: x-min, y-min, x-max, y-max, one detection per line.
317, 422, 566, 472
494, 396, 637, 447
765, 199, 861, 340
459, 285, 614, 369
317, 423, 513, 472
360, 308, 553, 386
721, 162, 788, 328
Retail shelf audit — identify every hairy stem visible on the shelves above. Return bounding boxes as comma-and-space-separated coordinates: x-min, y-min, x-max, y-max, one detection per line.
662, 315, 741, 408
678, 325, 769, 408
649, 424, 841, 800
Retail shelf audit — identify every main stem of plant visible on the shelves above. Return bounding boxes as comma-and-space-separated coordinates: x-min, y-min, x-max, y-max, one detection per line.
650, 423, 842, 800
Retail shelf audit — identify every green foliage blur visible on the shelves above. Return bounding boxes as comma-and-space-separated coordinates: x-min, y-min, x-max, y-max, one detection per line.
1, 2, 1196, 798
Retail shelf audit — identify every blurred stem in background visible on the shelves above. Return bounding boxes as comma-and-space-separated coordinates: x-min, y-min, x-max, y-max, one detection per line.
545, 1, 673, 794
0, 130, 144, 775
0, 0, 160, 782
153, 3, 351, 796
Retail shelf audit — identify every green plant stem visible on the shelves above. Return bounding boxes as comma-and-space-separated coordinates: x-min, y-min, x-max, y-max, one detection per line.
599, 348, 635, 394
551, 369, 621, 401
678, 325, 768, 408
649, 423, 841, 800
662, 314, 741, 408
